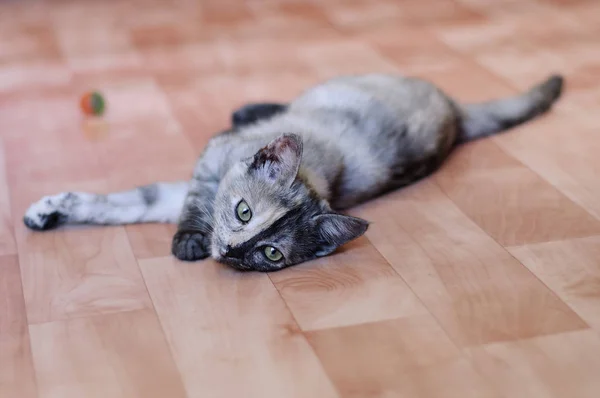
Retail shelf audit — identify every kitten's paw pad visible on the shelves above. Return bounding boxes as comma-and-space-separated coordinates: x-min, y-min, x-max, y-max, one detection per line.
172, 231, 210, 261
23, 198, 67, 231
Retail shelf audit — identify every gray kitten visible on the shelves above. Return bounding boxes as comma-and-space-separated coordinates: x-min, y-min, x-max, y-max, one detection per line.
24, 73, 563, 271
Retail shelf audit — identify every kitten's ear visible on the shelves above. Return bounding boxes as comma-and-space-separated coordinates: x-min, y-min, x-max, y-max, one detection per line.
249, 133, 303, 187
313, 213, 369, 257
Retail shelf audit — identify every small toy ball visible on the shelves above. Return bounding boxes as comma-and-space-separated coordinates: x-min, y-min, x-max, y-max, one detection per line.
80, 91, 105, 116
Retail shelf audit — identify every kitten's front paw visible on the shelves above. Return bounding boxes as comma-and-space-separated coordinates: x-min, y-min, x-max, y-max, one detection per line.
171, 231, 211, 261
23, 196, 68, 231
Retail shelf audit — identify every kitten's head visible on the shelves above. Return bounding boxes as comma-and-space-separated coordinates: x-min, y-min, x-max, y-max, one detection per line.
211, 133, 368, 272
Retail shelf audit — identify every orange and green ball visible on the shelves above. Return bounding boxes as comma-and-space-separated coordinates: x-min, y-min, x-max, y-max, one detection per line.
80, 91, 105, 116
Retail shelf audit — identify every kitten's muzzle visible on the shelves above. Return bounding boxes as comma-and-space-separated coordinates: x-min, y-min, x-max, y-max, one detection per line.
218, 245, 252, 271
221, 244, 248, 260
219, 245, 232, 257
219, 256, 251, 271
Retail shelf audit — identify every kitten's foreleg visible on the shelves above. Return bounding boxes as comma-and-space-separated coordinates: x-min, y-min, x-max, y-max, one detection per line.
171, 178, 219, 262
23, 181, 189, 230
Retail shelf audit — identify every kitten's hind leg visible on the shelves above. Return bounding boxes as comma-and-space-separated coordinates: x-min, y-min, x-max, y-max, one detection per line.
23, 181, 189, 230
231, 102, 287, 127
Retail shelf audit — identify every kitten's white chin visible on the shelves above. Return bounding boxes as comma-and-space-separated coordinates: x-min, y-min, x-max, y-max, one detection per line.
210, 235, 230, 260
210, 242, 222, 259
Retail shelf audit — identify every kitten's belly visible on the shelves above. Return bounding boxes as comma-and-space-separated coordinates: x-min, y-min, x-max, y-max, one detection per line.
294, 75, 458, 208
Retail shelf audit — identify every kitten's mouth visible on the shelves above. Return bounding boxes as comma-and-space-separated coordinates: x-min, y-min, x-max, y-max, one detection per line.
216, 256, 252, 271
212, 238, 252, 271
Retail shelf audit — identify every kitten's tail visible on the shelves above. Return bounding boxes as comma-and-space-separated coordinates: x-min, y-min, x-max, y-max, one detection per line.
457, 74, 563, 144
23, 181, 189, 231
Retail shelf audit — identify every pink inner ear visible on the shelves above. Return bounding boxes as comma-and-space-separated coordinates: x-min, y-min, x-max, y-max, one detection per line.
253, 134, 301, 166
250, 134, 302, 182
266, 135, 301, 157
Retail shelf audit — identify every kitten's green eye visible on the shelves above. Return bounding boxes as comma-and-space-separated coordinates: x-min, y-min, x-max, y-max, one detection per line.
236, 200, 252, 222
264, 246, 283, 262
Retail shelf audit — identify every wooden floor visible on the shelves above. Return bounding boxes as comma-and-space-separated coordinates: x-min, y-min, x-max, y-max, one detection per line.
2, 0, 600, 397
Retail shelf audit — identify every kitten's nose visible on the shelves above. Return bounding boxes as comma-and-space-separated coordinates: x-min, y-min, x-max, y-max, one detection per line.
220, 245, 232, 257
